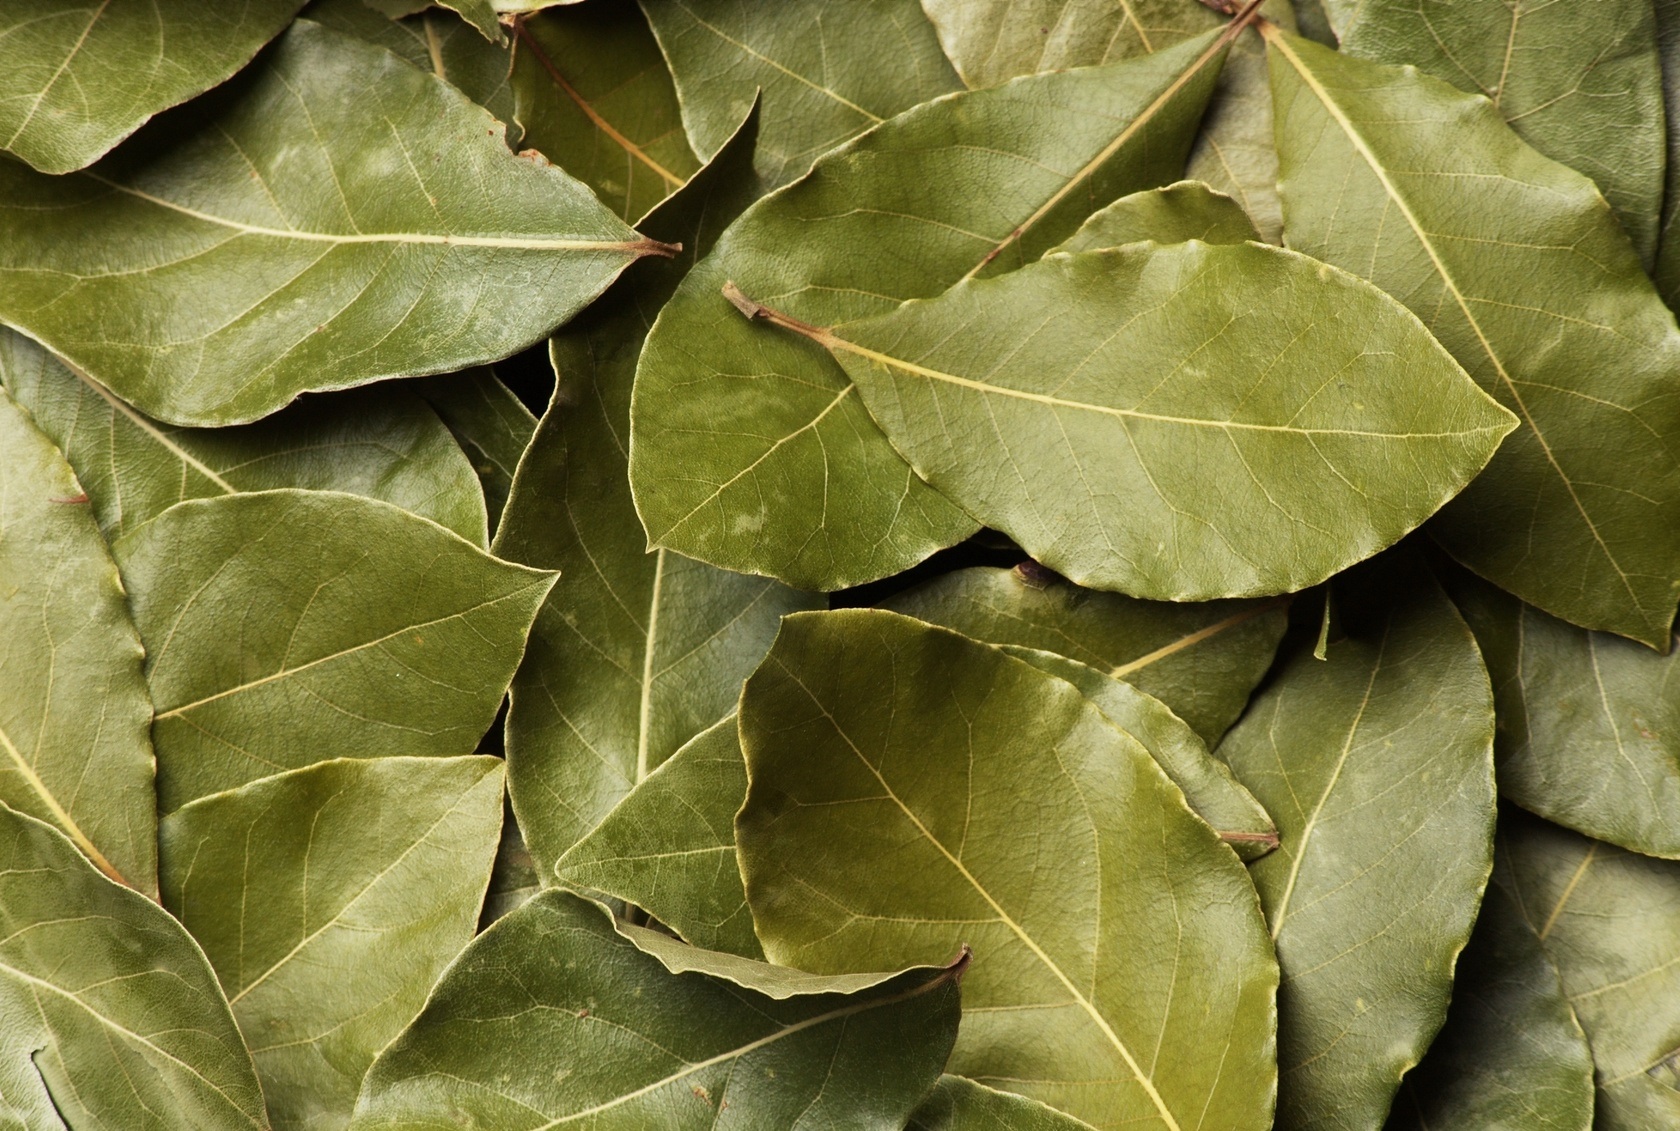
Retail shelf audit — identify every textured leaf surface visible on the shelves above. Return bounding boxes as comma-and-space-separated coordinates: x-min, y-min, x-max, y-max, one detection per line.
1, 327, 488, 545
0, 0, 305, 173
414, 366, 535, 539
1386, 882, 1593, 1131
1185, 12, 1291, 244
630, 34, 1230, 590
1218, 554, 1497, 1131
1499, 811, 1680, 1131
0, 803, 265, 1130
1052, 180, 1260, 253
909, 1075, 1100, 1131
882, 564, 1287, 745
1269, 29, 1680, 646
558, 715, 762, 958
0, 19, 662, 427
0, 388, 154, 892
350, 890, 963, 1129
737, 609, 1278, 1130
1657, 0, 1680, 308
757, 240, 1513, 600
639, 0, 961, 187
160, 756, 503, 1131
115, 489, 555, 811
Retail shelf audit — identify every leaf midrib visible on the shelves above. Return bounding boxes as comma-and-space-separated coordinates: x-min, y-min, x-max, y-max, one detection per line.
0, 720, 123, 885
5, 0, 109, 149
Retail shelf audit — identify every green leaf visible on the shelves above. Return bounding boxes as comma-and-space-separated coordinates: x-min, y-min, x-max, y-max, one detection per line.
1217, 553, 1497, 1131
881, 564, 1287, 745
413, 366, 536, 539
360, 0, 503, 42
113, 489, 555, 811
1498, 810, 1680, 1131
558, 715, 763, 959
0, 326, 489, 546
737, 609, 1278, 1130
1656, 0, 1680, 308
0, 388, 155, 893
1335, 0, 1664, 266
909, 1076, 1099, 1131
1052, 180, 1261, 253
1267, 28, 1680, 647
1185, 11, 1295, 244
1385, 882, 1593, 1131
630, 33, 1231, 590
0, 18, 666, 428
349, 889, 964, 1129
639, 0, 961, 188
737, 240, 1514, 600
0, 0, 306, 173
511, 3, 701, 223
159, 756, 503, 1131
0, 802, 265, 1130
483, 802, 541, 926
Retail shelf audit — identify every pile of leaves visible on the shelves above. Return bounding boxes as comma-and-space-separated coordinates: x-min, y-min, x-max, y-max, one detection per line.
4, 0, 1680, 1127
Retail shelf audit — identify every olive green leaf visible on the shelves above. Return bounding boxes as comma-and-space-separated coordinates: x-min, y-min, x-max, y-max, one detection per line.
113, 489, 556, 811
1385, 882, 1593, 1131
160, 756, 504, 1131
909, 1076, 1100, 1131
1184, 8, 1294, 243
881, 563, 1287, 745
511, 2, 701, 223
0, 802, 265, 1130
0, 388, 154, 893
360, 0, 502, 42
1498, 810, 1680, 1131
1658, 0, 1680, 308
349, 889, 964, 1129
1335, 0, 1664, 268
733, 241, 1514, 601
737, 609, 1278, 1130
0, 0, 305, 174
1268, 28, 1680, 648
630, 32, 1233, 590
558, 715, 763, 959
1217, 553, 1497, 1131
1052, 180, 1260, 253
639, 0, 961, 187
414, 367, 536, 538
483, 802, 541, 926
0, 327, 488, 546
0, 19, 668, 429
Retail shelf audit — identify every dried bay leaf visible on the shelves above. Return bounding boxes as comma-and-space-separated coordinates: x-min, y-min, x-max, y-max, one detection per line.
1268, 29, 1680, 647
737, 609, 1278, 1130
114, 489, 555, 811
413, 366, 536, 538
1657, 0, 1680, 308
909, 1076, 1100, 1130
0, 388, 155, 892
1052, 180, 1261, 253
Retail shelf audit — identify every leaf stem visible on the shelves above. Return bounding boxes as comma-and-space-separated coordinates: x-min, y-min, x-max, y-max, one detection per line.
722, 282, 839, 346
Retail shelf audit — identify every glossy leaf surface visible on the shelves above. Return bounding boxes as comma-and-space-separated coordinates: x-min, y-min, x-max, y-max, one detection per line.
1, 327, 487, 545
737, 609, 1278, 1130
0, 19, 661, 427
630, 34, 1230, 589
1218, 555, 1497, 1131
161, 756, 504, 1131
350, 890, 963, 1129
0, 388, 155, 892
0, 803, 265, 1130
115, 489, 555, 811
414, 366, 535, 538
909, 1076, 1100, 1131
1052, 180, 1260, 253
760, 240, 1513, 600
1268, 29, 1680, 647
882, 564, 1287, 745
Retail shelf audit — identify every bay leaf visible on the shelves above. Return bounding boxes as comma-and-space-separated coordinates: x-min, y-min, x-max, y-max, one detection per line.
482, 800, 541, 926
1336, 0, 1664, 268
160, 756, 503, 1131
0, 0, 305, 173
0, 388, 155, 892
414, 366, 536, 538
1217, 553, 1497, 1131
736, 240, 1514, 601
630, 32, 1232, 590
1051, 180, 1261, 253
639, 0, 961, 187
881, 563, 1287, 745
1185, 7, 1293, 243
1385, 882, 1593, 1131
0, 327, 488, 545
1657, 0, 1680, 308
113, 489, 555, 811
1498, 810, 1680, 1131
512, 1, 701, 223
557, 715, 763, 959
910, 1076, 1100, 1131
349, 889, 963, 1128
0, 802, 265, 1130
1267, 28, 1680, 647
0, 18, 667, 428
737, 608, 1278, 1130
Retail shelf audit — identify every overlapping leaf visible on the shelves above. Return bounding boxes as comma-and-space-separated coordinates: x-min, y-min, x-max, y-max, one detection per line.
1052, 180, 1260, 253
910, 1076, 1100, 1131
1656, 0, 1680, 306
414, 367, 535, 537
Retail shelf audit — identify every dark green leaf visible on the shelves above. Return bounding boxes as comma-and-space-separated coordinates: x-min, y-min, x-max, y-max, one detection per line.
414, 366, 536, 538
483, 800, 541, 926
1656, 0, 1680, 307
1051, 180, 1261, 253
909, 1076, 1100, 1131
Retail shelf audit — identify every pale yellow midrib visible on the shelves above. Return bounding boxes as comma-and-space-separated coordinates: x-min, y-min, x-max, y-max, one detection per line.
0, 719, 122, 883
6, 0, 108, 148
1537, 843, 1597, 940
635, 549, 666, 783
71, 361, 236, 494
1111, 601, 1283, 679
